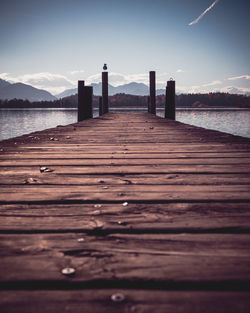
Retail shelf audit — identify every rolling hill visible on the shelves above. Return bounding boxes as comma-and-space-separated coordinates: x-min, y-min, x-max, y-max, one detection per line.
0, 79, 57, 101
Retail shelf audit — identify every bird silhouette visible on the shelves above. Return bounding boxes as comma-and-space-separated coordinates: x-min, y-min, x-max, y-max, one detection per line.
103, 63, 107, 71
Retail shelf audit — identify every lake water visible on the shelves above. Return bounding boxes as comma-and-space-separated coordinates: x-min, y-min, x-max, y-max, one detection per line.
0, 108, 250, 141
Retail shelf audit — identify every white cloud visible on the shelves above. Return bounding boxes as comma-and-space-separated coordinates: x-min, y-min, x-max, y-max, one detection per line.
176, 69, 185, 73
126, 73, 149, 84
189, 0, 219, 26
203, 80, 222, 87
220, 86, 250, 95
69, 70, 85, 75
0, 73, 12, 81
190, 85, 205, 93
226, 75, 250, 92
175, 85, 190, 93
0, 72, 76, 95
86, 72, 149, 87
228, 75, 250, 81
86, 72, 171, 89
182, 77, 250, 95
177, 84, 220, 94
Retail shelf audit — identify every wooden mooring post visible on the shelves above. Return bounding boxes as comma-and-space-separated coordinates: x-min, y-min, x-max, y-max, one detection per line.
147, 96, 150, 113
99, 97, 103, 116
149, 71, 156, 114
102, 72, 109, 114
78, 82, 93, 121
165, 79, 175, 120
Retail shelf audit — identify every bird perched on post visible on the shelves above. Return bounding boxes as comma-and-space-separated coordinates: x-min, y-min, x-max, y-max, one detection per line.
103, 63, 107, 71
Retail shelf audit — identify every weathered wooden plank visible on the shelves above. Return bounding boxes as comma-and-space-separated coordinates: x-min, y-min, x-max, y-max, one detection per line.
0, 185, 250, 202
1, 164, 250, 175
1, 290, 250, 313
4, 134, 244, 141
0, 203, 249, 232
2, 146, 250, 156
0, 184, 249, 193
0, 233, 250, 285
1, 130, 249, 145
1, 173, 250, 186
17, 131, 245, 137
3, 144, 250, 151
0, 150, 250, 160
25, 128, 238, 134
15, 135, 244, 144
1, 152, 250, 159
2, 135, 249, 144
2, 145, 250, 154
18, 139, 245, 144
4, 127, 238, 133
1, 157, 250, 166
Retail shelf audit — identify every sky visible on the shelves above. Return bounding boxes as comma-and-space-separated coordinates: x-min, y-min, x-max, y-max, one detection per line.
0, 0, 249, 95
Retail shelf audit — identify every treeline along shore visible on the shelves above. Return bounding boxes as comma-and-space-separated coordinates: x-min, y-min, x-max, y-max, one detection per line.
0, 92, 250, 109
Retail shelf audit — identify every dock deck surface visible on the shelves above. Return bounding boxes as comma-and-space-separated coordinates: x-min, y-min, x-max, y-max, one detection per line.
1, 112, 250, 312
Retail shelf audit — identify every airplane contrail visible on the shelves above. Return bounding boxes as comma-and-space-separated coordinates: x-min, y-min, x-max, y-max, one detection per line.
188, 0, 220, 26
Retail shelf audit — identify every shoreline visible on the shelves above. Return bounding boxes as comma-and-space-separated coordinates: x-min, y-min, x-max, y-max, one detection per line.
1, 107, 250, 111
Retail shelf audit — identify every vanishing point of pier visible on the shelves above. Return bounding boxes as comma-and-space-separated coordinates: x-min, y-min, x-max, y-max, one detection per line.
0, 71, 250, 312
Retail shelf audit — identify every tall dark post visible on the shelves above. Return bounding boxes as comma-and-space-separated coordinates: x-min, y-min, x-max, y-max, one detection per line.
99, 97, 103, 116
78, 80, 85, 116
149, 71, 156, 114
165, 80, 176, 120
147, 96, 150, 113
102, 72, 108, 114
78, 84, 93, 121
78, 80, 84, 121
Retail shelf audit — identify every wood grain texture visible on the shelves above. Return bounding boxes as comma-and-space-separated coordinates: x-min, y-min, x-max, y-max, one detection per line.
1, 164, 250, 176
2, 157, 250, 165
1, 290, 250, 313
1, 152, 250, 159
1, 173, 250, 185
0, 202, 249, 232
0, 233, 250, 285
1, 112, 250, 312
0, 184, 250, 202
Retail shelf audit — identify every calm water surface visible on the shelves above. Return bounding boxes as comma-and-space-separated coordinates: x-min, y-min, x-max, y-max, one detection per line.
0, 108, 250, 141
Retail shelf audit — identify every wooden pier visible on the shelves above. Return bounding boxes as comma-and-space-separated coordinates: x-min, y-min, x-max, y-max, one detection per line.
1, 112, 250, 312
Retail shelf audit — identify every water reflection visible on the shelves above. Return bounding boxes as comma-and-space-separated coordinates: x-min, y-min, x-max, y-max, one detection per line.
0, 109, 78, 140
174, 109, 250, 138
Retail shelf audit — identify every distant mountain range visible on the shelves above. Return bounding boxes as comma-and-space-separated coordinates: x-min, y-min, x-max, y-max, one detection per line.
1, 78, 249, 102
0, 78, 165, 101
0, 79, 56, 102
56, 82, 166, 98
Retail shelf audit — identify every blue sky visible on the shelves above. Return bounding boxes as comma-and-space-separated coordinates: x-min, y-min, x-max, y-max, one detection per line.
0, 0, 249, 95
